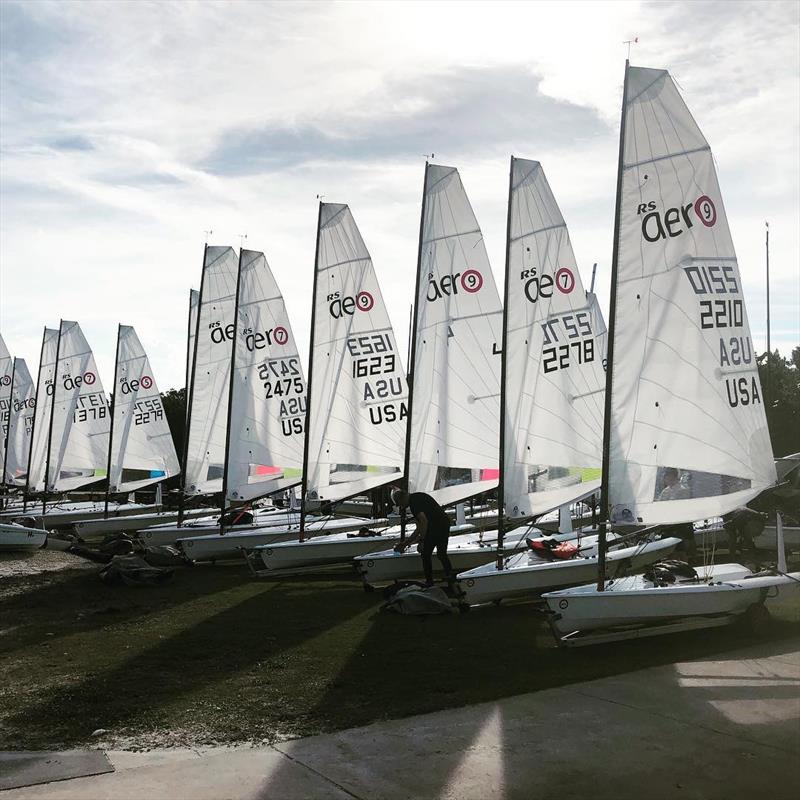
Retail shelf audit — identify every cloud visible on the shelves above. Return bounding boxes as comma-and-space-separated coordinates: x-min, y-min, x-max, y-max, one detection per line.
0, 0, 797, 393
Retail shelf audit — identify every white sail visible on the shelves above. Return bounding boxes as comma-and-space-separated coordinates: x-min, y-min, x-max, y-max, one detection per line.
226, 249, 306, 502
409, 164, 502, 506
27, 328, 59, 494
3, 359, 35, 486
503, 159, 606, 518
185, 246, 238, 495
48, 321, 111, 492
305, 204, 407, 503
608, 65, 775, 526
109, 326, 180, 493
0, 334, 12, 475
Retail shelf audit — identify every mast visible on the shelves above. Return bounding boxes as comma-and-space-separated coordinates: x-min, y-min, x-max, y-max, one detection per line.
220, 248, 245, 531
765, 221, 771, 407
597, 59, 630, 591
43, 320, 64, 519
2, 357, 18, 490
496, 155, 515, 570
185, 289, 195, 427
299, 202, 324, 542
104, 324, 122, 519
178, 244, 208, 526
23, 328, 48, 509
400, 161, 430, 542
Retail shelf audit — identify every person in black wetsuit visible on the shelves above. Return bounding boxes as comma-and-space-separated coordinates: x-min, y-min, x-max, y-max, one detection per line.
390, 488, 454, 587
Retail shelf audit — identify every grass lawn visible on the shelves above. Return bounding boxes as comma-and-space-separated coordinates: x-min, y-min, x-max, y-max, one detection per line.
1, 550, 798, 750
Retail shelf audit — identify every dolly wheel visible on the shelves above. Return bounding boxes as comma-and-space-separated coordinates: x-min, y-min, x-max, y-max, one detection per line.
743, 603, 771, 636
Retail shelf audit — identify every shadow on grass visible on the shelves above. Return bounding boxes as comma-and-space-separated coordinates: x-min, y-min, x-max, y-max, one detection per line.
0, 562, 261, 656
0, 570, 379, 749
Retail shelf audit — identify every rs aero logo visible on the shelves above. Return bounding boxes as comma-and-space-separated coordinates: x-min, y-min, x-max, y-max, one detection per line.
328, 291, 374, 318
0, 374, 10, 387
62, 372, 96, 390
120, 375, 153, 393
520, 266, 575, 303
638, 195, 717, 242
427, 270, 482, 302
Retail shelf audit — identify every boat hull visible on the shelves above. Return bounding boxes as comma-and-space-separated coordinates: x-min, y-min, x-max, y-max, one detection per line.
457, 536, 682, 604
0, 524, 47, 552
74, 507, 217, 537
175, 517, 382, 559
355, 530, 528, 584
543, 565, 800, 635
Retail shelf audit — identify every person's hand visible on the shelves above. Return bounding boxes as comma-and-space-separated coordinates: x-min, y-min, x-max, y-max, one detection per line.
393, 543, 405, 554
416, 542, 423, 553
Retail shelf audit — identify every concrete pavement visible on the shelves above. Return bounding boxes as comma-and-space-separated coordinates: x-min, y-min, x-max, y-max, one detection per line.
2, 636, 798, 799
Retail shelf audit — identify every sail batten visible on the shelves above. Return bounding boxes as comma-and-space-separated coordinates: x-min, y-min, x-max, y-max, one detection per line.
607, 64, 775, 525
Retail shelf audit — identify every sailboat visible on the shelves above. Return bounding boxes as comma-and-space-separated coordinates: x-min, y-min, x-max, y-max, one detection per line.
2, 358, 34, 489
454, 158, 679, 604
246, 203, 410, 573
543, 62, 799, 642
0, 348, 47, 552
5, 322, 154, 528
71, 325, 195, 537
355, 162, 522, 585
170, 247, 360, 560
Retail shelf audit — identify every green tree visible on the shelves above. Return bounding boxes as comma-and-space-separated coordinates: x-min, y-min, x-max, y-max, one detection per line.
758, 347, 800, 458
161, 387, 187, 467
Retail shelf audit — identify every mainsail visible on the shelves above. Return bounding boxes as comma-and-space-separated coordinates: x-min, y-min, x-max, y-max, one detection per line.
0, 334, 12, 474
3, 358, 35, 486
185, 288, 199, 425
225, 249, 306, 502
305, 204, 407, 504
108, 325, 180, 493
184, 246, 238, 495
47, 321, 111, 492
502, 158, 606, 518
407, 164, 502, 506
607, 65, 775, 525
26, 328, 59, 494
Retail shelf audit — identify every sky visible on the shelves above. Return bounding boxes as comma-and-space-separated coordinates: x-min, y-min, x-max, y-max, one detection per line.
1, 0, 798, 391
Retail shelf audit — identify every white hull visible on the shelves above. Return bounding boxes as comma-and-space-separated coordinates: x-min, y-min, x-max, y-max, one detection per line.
138, 507, 312, 547
543, 565, 800, 635
255, 522, 485, 572
176, 517, 381, 559
0, 502, 157, 528
73, 507, 218, 537
457, 535, 682, 604
0, 523, 47, 552
355, 529, 528, 584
